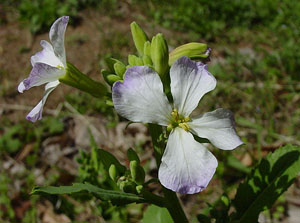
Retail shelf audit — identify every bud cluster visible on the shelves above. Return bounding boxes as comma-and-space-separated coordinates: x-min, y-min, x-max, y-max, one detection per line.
108, 148, 145, 194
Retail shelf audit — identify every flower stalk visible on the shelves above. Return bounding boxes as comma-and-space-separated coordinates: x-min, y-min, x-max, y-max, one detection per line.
59, 62, 107, 98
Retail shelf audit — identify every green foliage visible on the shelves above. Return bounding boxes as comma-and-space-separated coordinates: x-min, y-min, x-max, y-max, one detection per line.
231, 145, 300, 223
142, 205, 173, 223
18, 0, 77, 34
32, 183, 146, 206
0, 173, 15, 221
17, 0, 104, 34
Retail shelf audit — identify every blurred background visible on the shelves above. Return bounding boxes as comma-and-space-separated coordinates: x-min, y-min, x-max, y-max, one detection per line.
0, 0, 299, 222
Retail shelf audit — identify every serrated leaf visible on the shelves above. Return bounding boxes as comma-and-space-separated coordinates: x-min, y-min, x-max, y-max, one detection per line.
232, 145, 300, 223
142, 205, 173, 223
32, 183, 145, 206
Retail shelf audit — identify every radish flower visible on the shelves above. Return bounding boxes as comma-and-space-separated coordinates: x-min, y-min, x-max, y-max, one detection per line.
18, 16, 69, 122
112, 56, 243, 194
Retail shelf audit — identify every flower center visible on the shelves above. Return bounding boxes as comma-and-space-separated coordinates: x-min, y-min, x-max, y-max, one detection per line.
167, 109, 190, 131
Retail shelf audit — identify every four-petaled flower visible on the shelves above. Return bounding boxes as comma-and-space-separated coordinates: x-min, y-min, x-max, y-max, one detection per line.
112, 56, 243, 194
18, 16, 69, 122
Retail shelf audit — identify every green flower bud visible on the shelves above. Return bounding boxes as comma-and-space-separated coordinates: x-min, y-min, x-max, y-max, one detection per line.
59, 62, 107, 98
130, 160, 145, 185
114, 61, 126, 78
144, 41, 151, 58
119, 180, 136, 193
143, 55, 153, 66
107, 74, 121, 85
169, 42, 208, 65
109, 164, 119, 182
150, 33, 169, 78
101, 69, 110, 84
130, 22, 148, 56
136, 185, 143, 194
128, 54, 144, 66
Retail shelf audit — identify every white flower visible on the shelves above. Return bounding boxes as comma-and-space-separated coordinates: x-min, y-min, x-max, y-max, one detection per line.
18, 16, 69, 122
112, 56, 243, 194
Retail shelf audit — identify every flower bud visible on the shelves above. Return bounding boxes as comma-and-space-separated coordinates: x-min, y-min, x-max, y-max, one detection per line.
114, 61, 126, 78
150, 33, 169, 78
144, 41, 151, 58
107, 74, 121, 85
130, 22, 148, 56
119, 180, 136, 193
169, 42, 208, 65
136, 185, 143, 194
128, 54, 144, 66
130, 160, 145, 185
109, 164, 119, 182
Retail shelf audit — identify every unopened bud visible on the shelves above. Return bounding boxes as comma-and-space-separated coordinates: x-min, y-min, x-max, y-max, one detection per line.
144, 41, 151, 58
114, 61, 126, 78
151, 33, 169, 78
119, 180, 136, 193
107, 74, 121, 85
128, 54, 144, 66
169, 42, 208, 65
109, 164, 119, 182
130, 22, 148, 56
130, 160, 145, 185
136, 185, 143, 194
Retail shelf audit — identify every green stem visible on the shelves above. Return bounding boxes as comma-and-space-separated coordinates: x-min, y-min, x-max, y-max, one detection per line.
59, 62, 107, 98
148, 123, 188, 223
141, 189, 165, 207
163, 188, 188, 223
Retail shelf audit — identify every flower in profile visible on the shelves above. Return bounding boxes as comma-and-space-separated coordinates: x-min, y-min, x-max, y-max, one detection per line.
18, 16, 69, 122
112, 56, 243, 194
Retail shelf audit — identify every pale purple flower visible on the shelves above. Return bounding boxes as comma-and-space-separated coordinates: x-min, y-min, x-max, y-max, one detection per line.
112, 56, 243, 194
18, 16, 69, 122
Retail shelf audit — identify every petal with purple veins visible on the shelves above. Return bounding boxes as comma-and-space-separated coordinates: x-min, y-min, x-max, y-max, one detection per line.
158, 128, 218, 194
26, 80, 59, 122
170, 56, 216, 117
31, 40, 64, 68
189, 108, 244, 150
49, 16, 69, 66
112, 66, 172, 126
18, 63, 64, 93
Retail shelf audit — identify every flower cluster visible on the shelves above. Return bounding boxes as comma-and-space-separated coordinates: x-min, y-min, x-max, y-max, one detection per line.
18, 16, 243, 195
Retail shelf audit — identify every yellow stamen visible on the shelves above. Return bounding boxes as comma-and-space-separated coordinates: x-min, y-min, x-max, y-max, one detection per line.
178, 123, 190, 131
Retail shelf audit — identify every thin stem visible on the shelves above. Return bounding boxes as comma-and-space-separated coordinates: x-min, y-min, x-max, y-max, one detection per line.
148, 123, 188, 223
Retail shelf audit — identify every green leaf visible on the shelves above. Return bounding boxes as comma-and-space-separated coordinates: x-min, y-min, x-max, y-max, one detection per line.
231, 145, 300, 223
142, 205, 173, 223
32, 183, 145, 206
127, 148, 140, 163
99, 149, 126, 174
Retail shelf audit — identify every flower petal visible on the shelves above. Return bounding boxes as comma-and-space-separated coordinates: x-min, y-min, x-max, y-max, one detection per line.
26, 80, 59, 122
18, 63, 64, 93
31, 40, 64, 68
159, 128, 218, 194
49, 16, 69, 66
170, 56, 216, 116
112, 66, 172, 126
189, 108, 243, 150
